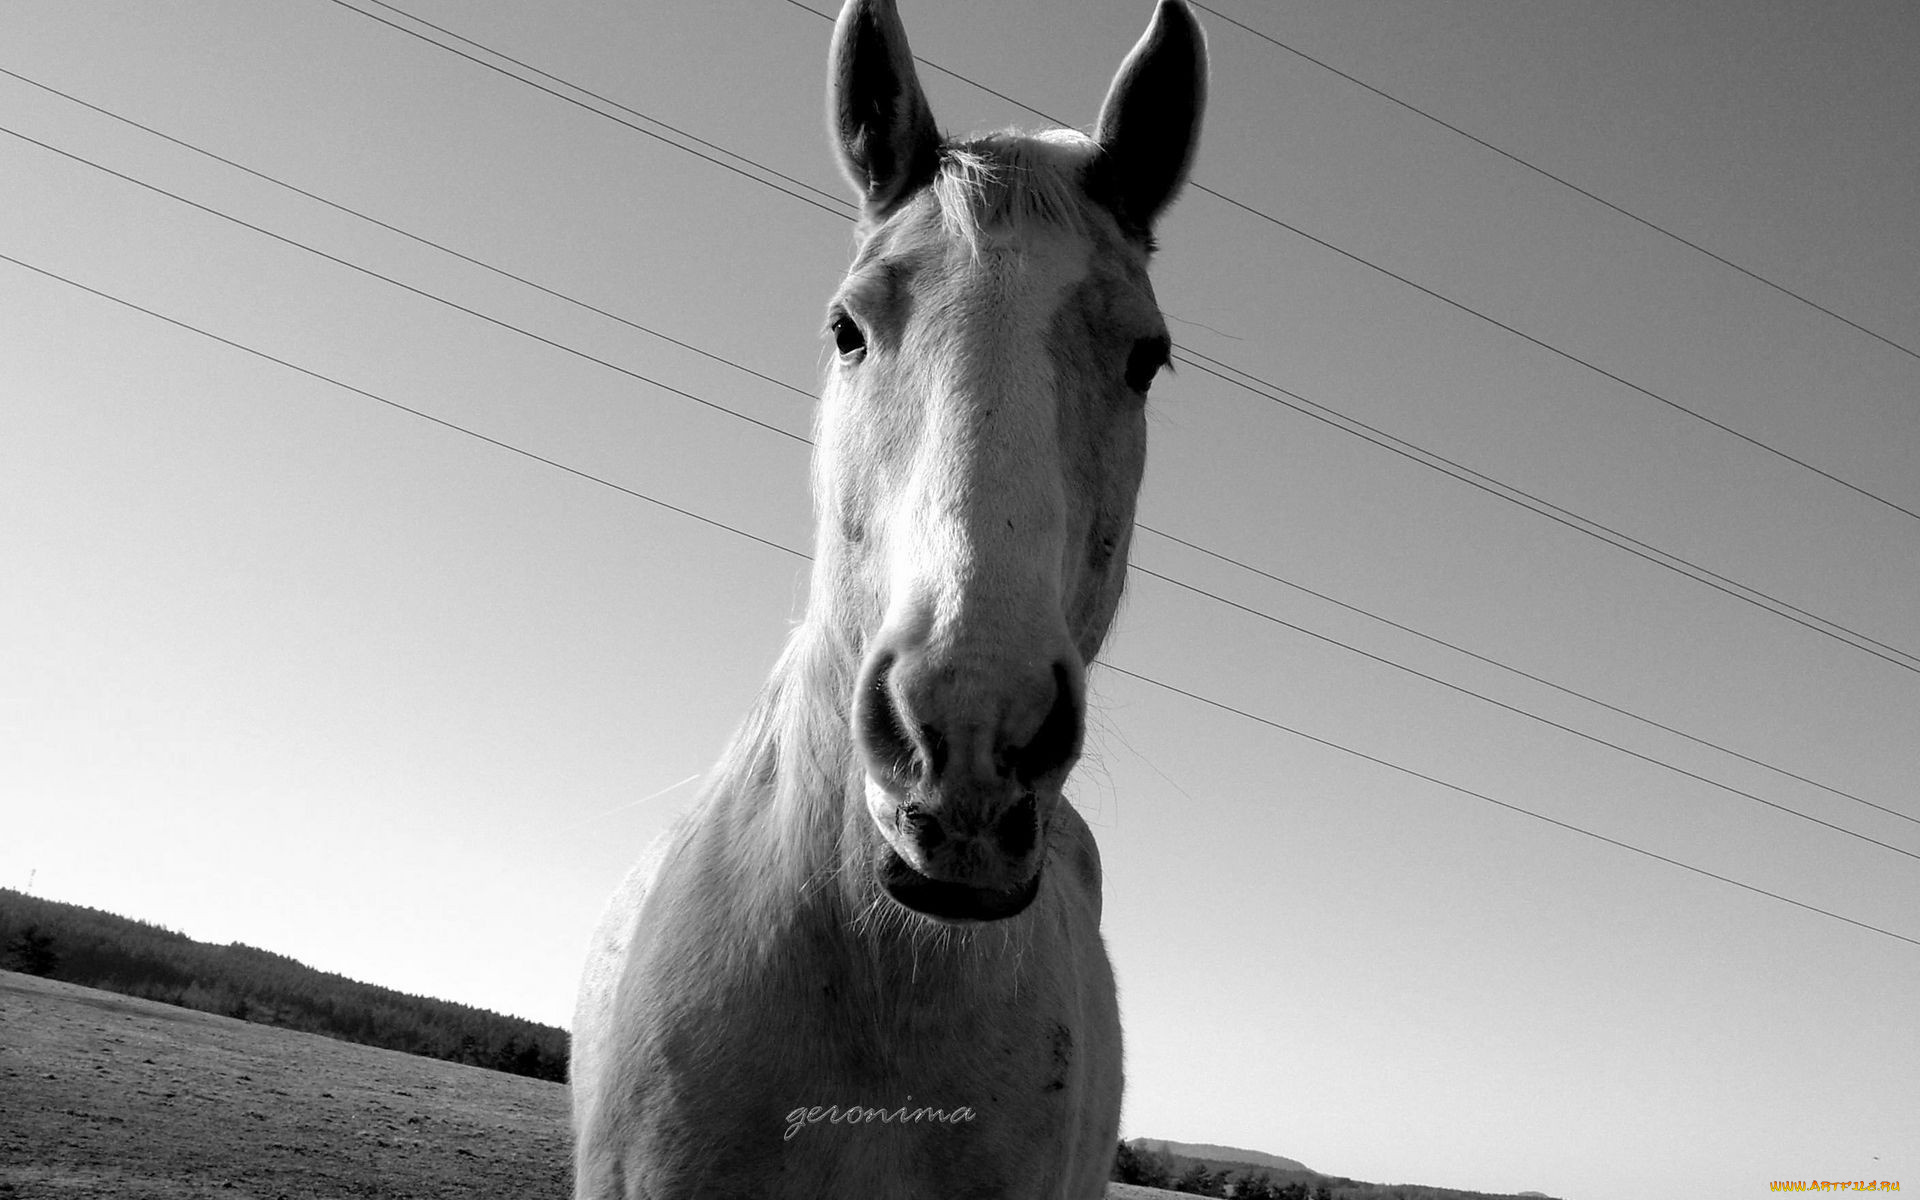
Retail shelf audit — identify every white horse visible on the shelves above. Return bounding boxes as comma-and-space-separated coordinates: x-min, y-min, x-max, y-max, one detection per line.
570, 1, 1205, 1195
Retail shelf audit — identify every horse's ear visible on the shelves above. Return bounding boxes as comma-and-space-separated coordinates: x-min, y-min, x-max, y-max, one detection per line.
829, 0, 941, 215
1093, 0, 1208, 234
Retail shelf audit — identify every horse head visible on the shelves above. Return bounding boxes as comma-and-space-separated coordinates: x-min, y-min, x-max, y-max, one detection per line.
819, 0, 1206, 922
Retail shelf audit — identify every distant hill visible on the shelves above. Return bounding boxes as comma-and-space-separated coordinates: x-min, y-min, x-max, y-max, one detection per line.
0, 888, 566, 1082
1123, 1136, 1559, 1200
1138, 1139, 1311, 1174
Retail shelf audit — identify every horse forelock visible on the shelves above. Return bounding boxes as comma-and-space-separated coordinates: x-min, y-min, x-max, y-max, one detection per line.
917, 130, 1114, 256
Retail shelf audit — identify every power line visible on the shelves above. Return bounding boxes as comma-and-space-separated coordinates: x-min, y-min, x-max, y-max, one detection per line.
1135, 524, 1918, 828
1183, 181, 1920, 526
320, 0, 858, 223
1186, 0, 1920, 369
765, 0, 1920, 526
1102, 665, 1920, 951
352, 0, 856, 215
0, 66, 819, 406
9, 245, 1911, 951
0, 251, 809, 562
0, 123, 812, 449
281, 2, 1920, 663
14, 58, 1914, 682
1129, 562, 1920, 861
218, 2, 1920, 669
9, 84, 1910, 823
1173, 347, 1920, 677
774, 0, 1061, 128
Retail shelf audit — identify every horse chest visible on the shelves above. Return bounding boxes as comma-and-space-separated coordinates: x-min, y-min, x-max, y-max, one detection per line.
602, 837, 1121, 1190
649, 885, 1093, 1090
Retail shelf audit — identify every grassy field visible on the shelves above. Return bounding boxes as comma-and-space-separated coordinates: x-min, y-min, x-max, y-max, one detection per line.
0, 970, 569, 1199
0, 971, 1189, 1199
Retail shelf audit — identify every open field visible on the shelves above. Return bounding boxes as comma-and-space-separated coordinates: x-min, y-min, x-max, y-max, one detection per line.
0, 971, 569, 1199
0, 971, 1190, 1200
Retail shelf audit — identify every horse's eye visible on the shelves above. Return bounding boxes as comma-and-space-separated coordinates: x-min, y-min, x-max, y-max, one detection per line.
1124, 336, 1170, 393
830, 313, 867, 359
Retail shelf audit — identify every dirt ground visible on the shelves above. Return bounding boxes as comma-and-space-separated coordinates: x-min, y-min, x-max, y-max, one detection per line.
0, 970, 570, 1199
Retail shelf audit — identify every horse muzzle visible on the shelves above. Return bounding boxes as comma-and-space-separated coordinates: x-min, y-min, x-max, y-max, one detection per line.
852, 630, 1085, 923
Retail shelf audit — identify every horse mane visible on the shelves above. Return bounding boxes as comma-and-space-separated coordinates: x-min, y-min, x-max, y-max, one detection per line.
701, 619, 853, 872
926, 130, 1107, 255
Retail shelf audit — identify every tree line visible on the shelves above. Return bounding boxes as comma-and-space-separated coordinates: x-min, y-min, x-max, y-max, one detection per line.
1111, 1139, 1554, 1200
0, 888, 567, 1083
1113, 1140, 1335, 1198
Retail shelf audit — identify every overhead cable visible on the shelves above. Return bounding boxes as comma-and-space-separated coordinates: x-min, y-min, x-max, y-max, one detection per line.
8, 245, 1912, 952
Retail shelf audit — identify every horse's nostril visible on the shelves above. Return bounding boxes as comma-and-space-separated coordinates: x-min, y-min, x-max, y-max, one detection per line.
1008, 661, 1084, 785
994, 793, 1039, 858
854, 651, 920, 785
900, 805, 946, 849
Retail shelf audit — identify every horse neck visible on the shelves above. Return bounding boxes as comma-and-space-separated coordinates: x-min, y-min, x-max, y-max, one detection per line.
700, 564, 866, 909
